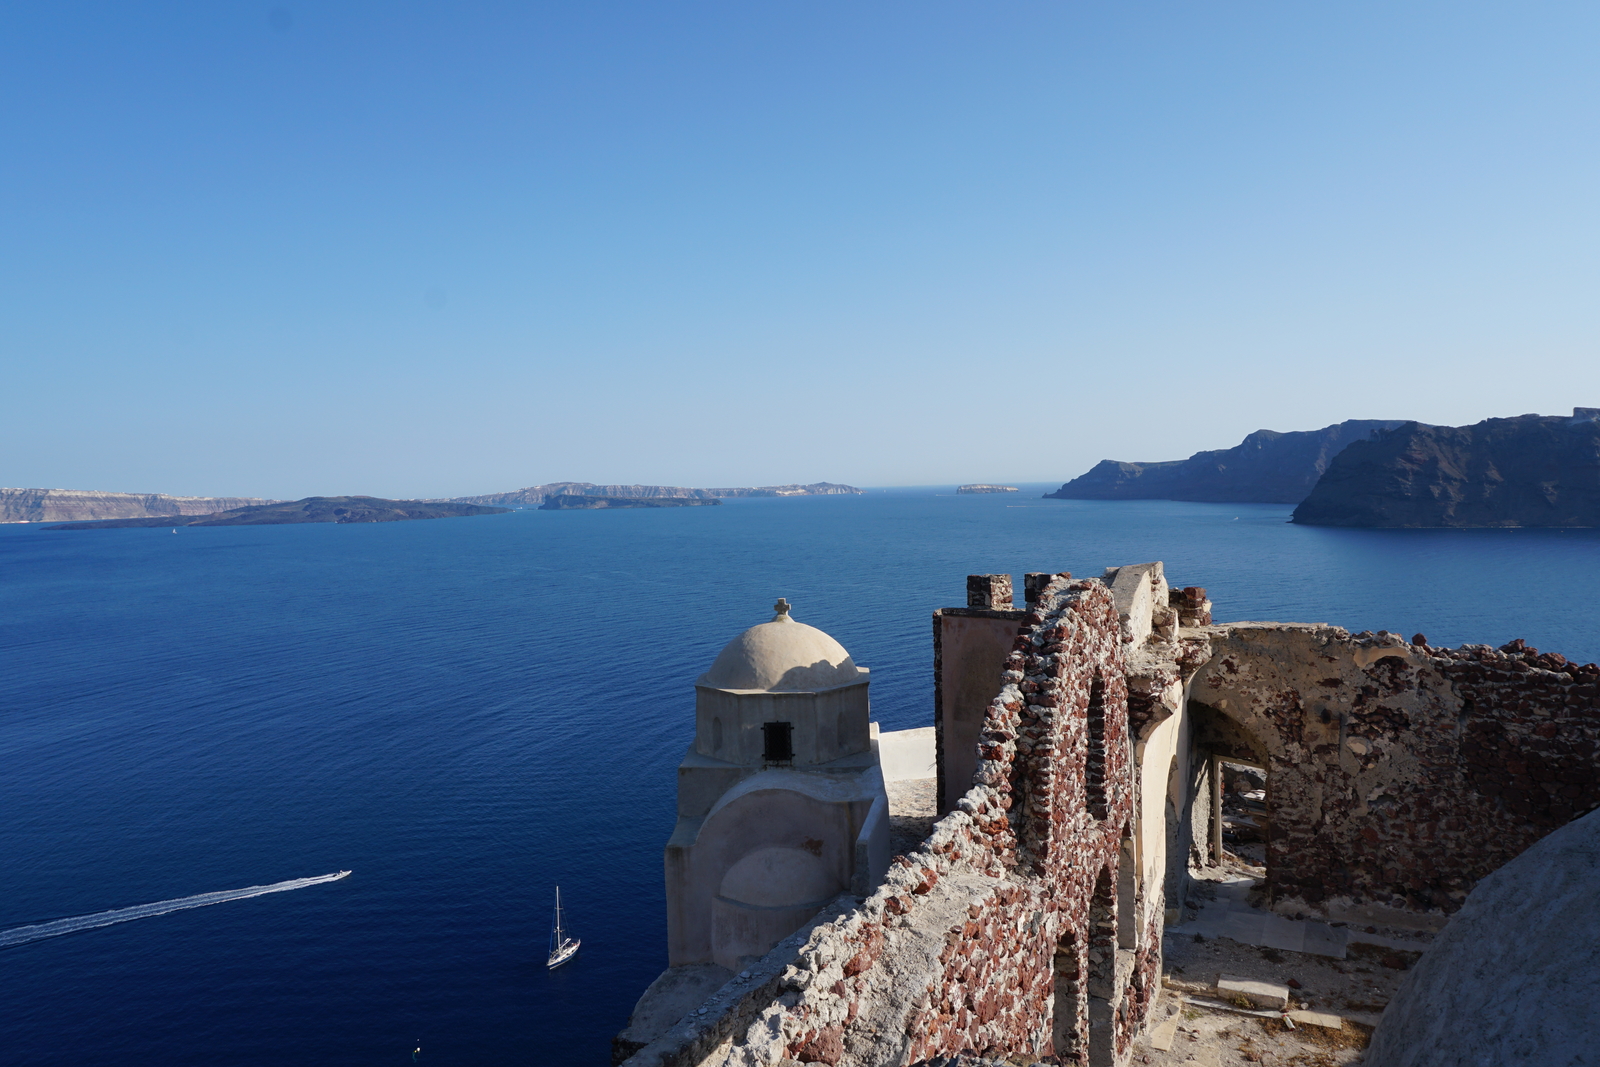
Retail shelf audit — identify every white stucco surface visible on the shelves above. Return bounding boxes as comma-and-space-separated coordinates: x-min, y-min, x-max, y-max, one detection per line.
1364, 807, 1600, 1067
699, 609, 866, 692
876, 726, 937, 782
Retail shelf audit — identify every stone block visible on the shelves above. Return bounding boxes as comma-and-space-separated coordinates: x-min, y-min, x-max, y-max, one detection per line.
1149, 1009, 1182, 1051
1288, 1010, 1344, 1030
966, 574, 1013, 610
1217, 975, 1290, 1009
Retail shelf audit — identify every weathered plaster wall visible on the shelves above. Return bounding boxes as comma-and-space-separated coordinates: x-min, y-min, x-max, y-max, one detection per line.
667, 760, 889, 968
1105, 566, 1215, 929
933, 607, 1025, 815
1190, 625, 1600, 919
695, 683, 872, 766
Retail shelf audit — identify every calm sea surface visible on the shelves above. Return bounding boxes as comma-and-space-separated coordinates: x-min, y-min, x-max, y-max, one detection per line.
4, 489, 1599, 1066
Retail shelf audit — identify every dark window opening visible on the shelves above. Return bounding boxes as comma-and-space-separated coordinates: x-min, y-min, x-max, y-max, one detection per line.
762, 721, 794, 764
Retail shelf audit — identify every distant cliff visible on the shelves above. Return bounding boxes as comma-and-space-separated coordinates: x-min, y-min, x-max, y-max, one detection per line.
50, 496, 507, 529
451, 481, 861, 507
1045, 420, 1407, 504
1292, 411, 1600, 527
538, 495, 722, 510
957, 484, 1018, 494
1, 487, 276, 524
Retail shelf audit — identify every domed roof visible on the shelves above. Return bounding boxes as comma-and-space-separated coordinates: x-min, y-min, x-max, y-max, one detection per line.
697, 599, 867, 692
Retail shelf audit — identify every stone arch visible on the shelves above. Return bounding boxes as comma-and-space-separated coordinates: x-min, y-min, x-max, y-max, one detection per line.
675, 787, 855, 966
713, 846, 837, 970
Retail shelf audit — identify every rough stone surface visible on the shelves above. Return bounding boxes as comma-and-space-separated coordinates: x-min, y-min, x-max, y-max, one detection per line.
1364, 808, 1600, 1067
1215, 976, 1288, 1009
615, 965, 737, 1064
1190, 625, 1600, 919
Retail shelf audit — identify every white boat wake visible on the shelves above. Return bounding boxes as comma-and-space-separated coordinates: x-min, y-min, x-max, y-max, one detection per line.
0, 870, 351, 950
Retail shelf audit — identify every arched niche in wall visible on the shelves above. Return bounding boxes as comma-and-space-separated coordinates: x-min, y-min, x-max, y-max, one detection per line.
1051, 928, 1082, 1063
1086, 866, 1117, 1067
1086, 672, 1109, 820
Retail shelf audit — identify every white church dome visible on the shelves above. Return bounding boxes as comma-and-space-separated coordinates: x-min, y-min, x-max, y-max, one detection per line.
697, 599, 868, 692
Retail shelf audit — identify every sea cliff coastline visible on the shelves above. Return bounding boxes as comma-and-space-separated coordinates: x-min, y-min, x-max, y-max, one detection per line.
1, 487, 278, 524
1292, 410, 1600, 527
49, 496, 508, 529
1045, 420, 1405, 504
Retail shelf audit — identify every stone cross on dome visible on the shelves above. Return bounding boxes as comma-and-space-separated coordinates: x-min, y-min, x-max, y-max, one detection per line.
772, 598, 792, 621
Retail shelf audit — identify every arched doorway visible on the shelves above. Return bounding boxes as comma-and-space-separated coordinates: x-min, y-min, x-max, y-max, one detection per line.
1186, 701, 1272, 879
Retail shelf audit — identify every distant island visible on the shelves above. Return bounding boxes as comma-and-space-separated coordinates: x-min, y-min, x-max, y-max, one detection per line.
2, 487, 277, 524
957, 484, 1018, 494
538, 495, 722, 511
1293, 410, 1600, 527
447, 481, 862, 507
49, 496, 508, 530
1045, 419, 1406, 504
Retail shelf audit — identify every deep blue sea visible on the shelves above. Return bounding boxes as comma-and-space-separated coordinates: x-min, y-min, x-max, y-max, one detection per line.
4, 489, 1599, 1066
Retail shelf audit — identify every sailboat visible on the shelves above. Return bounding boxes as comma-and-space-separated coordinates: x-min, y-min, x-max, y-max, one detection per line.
547, 886, 580, 969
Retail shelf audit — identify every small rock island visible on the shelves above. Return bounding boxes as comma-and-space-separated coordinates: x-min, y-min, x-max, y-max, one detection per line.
956, 484, 1018, 494
49, 496, 508, 529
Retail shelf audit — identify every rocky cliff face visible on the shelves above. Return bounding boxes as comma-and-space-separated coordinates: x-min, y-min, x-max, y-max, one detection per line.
1046, 420, 1406, 504
452, 482, 861, 506
50, 496, 507, 529
1292, 411, 1600, 527
1, 487, 275, 523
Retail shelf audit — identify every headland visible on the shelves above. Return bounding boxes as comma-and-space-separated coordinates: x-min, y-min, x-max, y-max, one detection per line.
1046, 420, 1405, 504
2, 487, 278, 524
1292, 409, 1600, 527
48, 496, 508, 529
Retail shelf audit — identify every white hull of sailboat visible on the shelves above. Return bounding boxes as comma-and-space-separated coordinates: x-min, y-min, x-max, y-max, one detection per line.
547, 937, 581, 969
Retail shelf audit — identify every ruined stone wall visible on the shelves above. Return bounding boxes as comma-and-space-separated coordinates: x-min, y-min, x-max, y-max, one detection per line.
1191, 625, 1600, 918
641, 576, 1155, 1067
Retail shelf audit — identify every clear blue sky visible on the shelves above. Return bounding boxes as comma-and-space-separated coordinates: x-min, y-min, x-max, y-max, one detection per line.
5, 2, 1599, 499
